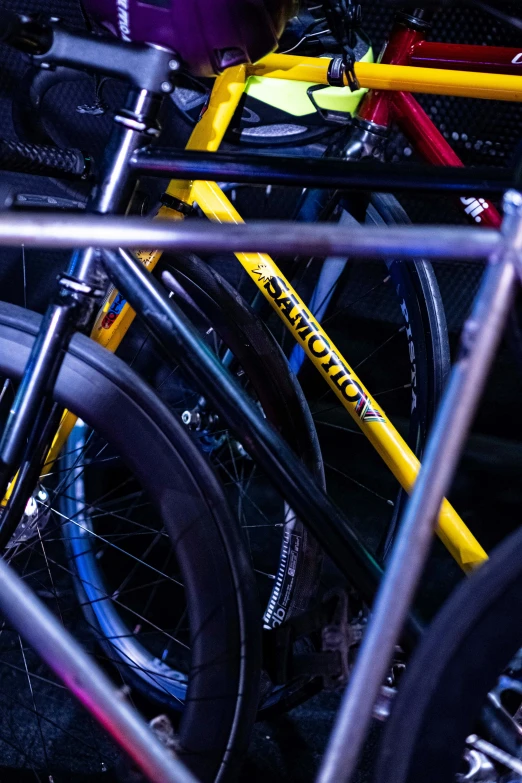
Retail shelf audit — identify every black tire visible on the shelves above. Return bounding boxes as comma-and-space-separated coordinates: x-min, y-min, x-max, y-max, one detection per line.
367, 193, 450, 430
374, 525, 522, 783
113, 253, 325, 626
0, 301, 260, 783
365, 194, 450, 556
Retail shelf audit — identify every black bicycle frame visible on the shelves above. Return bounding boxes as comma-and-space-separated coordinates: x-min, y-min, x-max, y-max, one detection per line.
101, 247, 425, 643
129, 147, 513, 194
0, 23, 172, 539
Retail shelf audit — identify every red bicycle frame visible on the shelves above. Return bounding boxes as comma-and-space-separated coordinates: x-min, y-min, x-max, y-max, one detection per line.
357, 15, 522, 230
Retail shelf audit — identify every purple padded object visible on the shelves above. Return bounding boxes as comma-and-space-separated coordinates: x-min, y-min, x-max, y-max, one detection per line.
83, 0, 296, 77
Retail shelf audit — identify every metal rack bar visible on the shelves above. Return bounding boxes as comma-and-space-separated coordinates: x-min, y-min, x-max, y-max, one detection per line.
0, 214, 500, 258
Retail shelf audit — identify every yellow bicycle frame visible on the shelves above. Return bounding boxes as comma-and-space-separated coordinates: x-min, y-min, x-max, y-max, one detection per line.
25, 55, 522, 567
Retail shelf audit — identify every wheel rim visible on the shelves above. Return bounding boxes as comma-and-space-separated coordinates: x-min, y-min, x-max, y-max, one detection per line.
62, 422, 189, 705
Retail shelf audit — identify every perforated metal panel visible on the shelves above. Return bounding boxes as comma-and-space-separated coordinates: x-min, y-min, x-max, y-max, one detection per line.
362, 1, 522, 170
351, 3, 522, 328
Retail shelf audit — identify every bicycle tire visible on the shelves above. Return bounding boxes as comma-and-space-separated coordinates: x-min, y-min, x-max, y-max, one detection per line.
367, 193, 450, 426
0, 300, 260, 783
365, 193, 450, 439
64, 254, 324, 713
374, 525, 522, 783
365, 193, 450, 556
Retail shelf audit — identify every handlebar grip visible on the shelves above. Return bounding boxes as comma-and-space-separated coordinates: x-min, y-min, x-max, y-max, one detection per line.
0, 139, 89, 179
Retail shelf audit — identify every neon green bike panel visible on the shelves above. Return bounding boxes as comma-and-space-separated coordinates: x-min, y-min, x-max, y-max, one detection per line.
244, 46, 374, 116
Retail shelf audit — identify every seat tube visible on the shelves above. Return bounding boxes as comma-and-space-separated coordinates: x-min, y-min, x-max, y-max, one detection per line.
353, 7, 434, 151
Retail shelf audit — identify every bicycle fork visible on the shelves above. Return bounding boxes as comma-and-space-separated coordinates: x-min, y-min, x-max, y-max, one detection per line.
0, 86, 163, 547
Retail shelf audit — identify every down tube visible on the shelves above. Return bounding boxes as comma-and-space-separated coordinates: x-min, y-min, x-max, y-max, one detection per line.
172, 178, 486, 571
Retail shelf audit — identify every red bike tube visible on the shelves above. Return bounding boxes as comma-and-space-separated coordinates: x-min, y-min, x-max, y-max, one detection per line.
409, 41, 522, 76
358, 15, 424, 126
356, 11, 503, 231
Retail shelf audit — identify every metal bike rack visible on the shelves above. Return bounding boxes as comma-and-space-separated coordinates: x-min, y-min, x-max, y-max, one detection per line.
0, 213, 501, 258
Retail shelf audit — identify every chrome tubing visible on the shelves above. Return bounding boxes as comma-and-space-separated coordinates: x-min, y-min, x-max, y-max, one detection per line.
0, 547, 198, 783
0, 214, 500, 258
317, 190, 522, 783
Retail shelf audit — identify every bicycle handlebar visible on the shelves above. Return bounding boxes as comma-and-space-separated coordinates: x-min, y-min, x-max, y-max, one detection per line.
0, 138, 89, 179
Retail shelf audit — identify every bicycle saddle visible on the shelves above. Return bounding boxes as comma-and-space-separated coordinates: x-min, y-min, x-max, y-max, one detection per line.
83, 0, 298, 76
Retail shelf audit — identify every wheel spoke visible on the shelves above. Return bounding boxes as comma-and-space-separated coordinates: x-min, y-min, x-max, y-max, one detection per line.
353, 327, 405, 371
324, 462, 395, 506
321, 274, 391, 328
314, 419, 362, 436
374, 382, 412, 398
18, 637, 50, 771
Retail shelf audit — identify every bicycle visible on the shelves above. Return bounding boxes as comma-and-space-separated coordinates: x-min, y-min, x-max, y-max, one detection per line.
7, 3, 520, 603
0, 0, 450, 722
0, 1, 520, 778
0, 179, 511, 783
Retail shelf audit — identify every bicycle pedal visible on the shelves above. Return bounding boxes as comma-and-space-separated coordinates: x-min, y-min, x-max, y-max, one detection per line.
319, 587, 355, 690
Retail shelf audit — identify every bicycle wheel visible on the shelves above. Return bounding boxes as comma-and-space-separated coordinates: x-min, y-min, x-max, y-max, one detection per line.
374, 524, 522, 783
0, 300, 260, 782
65, 254, 324, 711
282, 192, 450, 566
